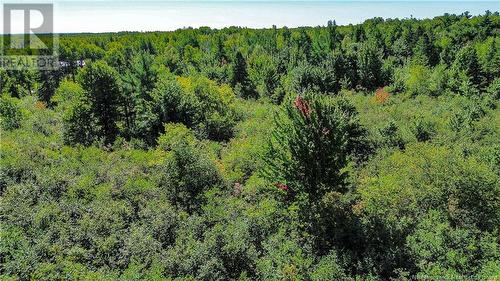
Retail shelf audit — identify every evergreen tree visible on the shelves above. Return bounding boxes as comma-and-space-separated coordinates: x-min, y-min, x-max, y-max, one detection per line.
357, 42, 383, 90
121, 51, 159, 140
282, 27, 292, 45
351, 24, 366, 42
297, 29, 313, 60
452, 45, 483, 89
37, 69, 62, 105
232, 52, 257, 99
327, 20, 340, 50
262, 93, 366, 202
216, 35, 228, 65
481, 39, 498, 86
63, 99, 98, 145
323, 51, 346, 94
77, 60, 122, 144
413, 32, 439, 66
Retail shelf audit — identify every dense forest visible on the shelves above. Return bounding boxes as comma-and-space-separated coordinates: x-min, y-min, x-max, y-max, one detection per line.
1, 11, 499, 280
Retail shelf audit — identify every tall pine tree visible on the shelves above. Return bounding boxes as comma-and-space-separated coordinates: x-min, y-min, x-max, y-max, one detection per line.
232, 51, 257, 99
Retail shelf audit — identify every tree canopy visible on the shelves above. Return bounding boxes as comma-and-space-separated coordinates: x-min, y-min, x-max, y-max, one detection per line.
1, 12, 499, 280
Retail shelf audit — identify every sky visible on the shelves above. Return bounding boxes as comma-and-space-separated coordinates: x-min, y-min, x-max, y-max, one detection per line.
1, 1, 499, 33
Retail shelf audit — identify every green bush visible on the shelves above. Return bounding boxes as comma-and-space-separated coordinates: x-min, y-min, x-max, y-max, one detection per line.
359, 143, 499, 232
52, 80, 84, 110
157, 128, 223, 212
407, 210, 499, 277
310, 251, 350, 281
152, 75, 238, 142
0, 95, 22, 130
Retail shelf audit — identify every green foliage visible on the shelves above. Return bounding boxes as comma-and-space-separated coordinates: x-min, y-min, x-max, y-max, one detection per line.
157, 123, 198, 151
378, 120, 405, 149
220, 100, 274, 184
357, 42, 384, 91
256, 229, 313, 281
176, 75, 238, 141
158, 126, 223, 212
52, 80, 84, 110
1, 70, 37, 98
284, 59, 343, 95
407, 210, 499, 278
68, 60, 122, 145
62, 98, 98, 146
359, 143, 499, 232
310, 251, 350, 281
405, 64, 432, 96
37, 69, 62, 104
477, 37, 499, 85
104, 42, 130, 74
247, 46, 280, 101
0, 94, 23, 130
232, 51, 257, 99
392, 64, 450, 97
1, 13, 499, 281
486, 77, 500, 100
411, 117, 436, 142
451, 45, 483, 90
120, 51, 160, 140
263, 93, 367, 201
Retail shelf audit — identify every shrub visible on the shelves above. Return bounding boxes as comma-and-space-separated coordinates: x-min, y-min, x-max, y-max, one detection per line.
407, 211, 499, 277
256, 229, 313, 281
411, 117, 436, 142
52, 80, 84, 111
406, 64, 432, 96
378, 120, 405, 149
158, 128, 223, 212
373, 87, 390, 104
157, 123, 197, 151
310, 251, 350, 281
359, 143, 499, 233
176, 75, 238, 141
0, 95, 22, 130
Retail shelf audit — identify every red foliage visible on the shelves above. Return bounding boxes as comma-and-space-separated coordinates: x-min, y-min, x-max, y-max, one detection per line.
294, 96, 311, 118
35, 101, 46, 109
274, 182, 289, 191
374, 87, 390, 104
